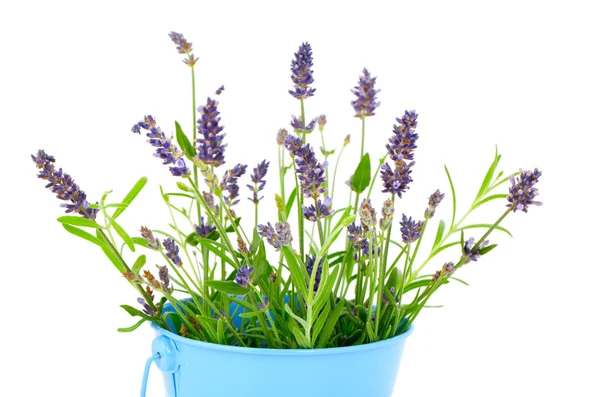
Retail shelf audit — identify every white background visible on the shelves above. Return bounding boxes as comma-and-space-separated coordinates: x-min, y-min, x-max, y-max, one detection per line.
1, 1, 599, 396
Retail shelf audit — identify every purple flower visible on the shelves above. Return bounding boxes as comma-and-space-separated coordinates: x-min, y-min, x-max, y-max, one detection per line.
276, 129, 289, 146
463, 238, 489, 263
220, 163, 247, 206
284, 134, 304, 156
197, 97, 227, 167
131, 115, 190, 177
158, 265, 172, 291
507, 169, 542, 213
303, 197, 334, 221
347, 222, 364, 249
234, 264, 254, 288
290, 115, 317, 134
195, 217, 216, 238
163, 238, 182, 266
257, 296, 270, 310
31, 150, 99, 220
168, 31, 198, 66
292, 143, 328, 199
137, 297, 156, 316
380, 198, 395, 230
289, 42, 316, 100
400, 214, 423, 244
386, 110, 419, 164
248, 160, 269, 204
306, 255, 323, 292
258, 222, 293, 251
317, 115, 327, 131
360, 239, 380, 257
351, 68, 381, 117
216, 85, 225, 95
359, 199, 377, 232
140, 226, 161, 250
425, 190, 445, 219
380, 162, 413, 199
202, 191, 219, 214
442, 262, 455, 275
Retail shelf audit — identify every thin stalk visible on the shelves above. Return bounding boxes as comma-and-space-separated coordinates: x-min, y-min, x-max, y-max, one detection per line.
190, 63, 202, 227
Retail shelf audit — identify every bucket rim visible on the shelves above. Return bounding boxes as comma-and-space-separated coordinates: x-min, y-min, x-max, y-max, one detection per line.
150, 315, 413, 356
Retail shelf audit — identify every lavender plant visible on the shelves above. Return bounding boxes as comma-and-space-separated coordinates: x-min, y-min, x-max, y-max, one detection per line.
32, 33, 542, 349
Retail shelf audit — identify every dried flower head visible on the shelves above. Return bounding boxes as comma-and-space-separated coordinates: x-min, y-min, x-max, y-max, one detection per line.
31, 150, 99, 220
248, 160, 269, 204
344, 134, 351, 146
276, 128, 289, 145
237, 236, 248, 255
380, 198, 395, 230
359, 199, 377, 232
507, 169, 542, 213
289, 42, 316, 100
197, 98, 227, 167
234, 264, 254, 288
216, 85, 225, 95
317, 115, 327, 131
163, 238, 183, 266
425, 190, 445, 219
351, 68, 380, 118
140, 226, 161, 250
400, 214, 423, 244
303, 197, 334, 222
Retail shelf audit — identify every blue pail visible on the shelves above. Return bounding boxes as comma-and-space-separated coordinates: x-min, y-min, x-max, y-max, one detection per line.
140, 301, 413, 397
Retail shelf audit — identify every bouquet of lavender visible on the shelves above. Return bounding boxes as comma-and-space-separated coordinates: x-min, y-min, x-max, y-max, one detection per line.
31, 33, 542, 349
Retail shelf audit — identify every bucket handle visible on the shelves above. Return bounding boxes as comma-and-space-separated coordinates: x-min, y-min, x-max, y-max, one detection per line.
140, 336, 181, 397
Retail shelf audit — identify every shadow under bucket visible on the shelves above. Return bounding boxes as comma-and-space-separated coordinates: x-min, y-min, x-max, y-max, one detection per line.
141, 300, 413, 397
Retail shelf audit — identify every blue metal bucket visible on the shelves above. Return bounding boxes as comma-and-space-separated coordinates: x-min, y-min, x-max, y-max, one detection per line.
140, 301, 413, 397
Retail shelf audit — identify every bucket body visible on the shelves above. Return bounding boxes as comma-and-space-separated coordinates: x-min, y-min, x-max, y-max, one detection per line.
148, 302, 413, 397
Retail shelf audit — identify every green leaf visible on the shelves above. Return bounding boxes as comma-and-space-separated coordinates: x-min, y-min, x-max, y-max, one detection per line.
225, 217, 241, 233
472, 194, 509, 210
311, 301, 331, 345
404, 279, 433, 293
175, 121, 196, 160
285, 304, 309, 331
319, 209, 353, 258
113, 177, 147, 220
132, 237, 149, 248
433, 220, 445, 249
206, 280, 249, 296
313, 266, 339, 317
444, 165, 457, 229
190, 238, 237, 267
117, 319, 146, 333
238, 311, 261, 319
62, 224, 109, 250
57, 216, 104, 229
216, 319, 225, 344
282, 246, 308, 299
458, 224, 512, 237
479, 243, 498, 255
431, 241, 461, 257
317, 300, 345, 348
107, 215, 135, 252
252, 241, 269, 282
176, 181, 193, 193
475, 146, 499, 201
285, 187, 297, 219
120, 304, 154, 321
352, 153, 371, 193
132, 255, 147, 274
291, 327, 311, 348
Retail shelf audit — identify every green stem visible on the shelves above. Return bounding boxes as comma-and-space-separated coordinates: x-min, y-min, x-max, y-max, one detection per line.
366, 154, 388, 200
360, 116, 366, 160
190, 63, 202, 227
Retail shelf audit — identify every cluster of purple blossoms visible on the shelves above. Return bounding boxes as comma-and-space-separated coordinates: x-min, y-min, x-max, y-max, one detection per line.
381, 111, 419, 198
31, 150, 99, 220
400, 214, 424, 244
303, 197, 334, 222
425, 190, 445, 219
289, 42, 316, 100
197, 97, 227, 167
248, 160, 269, 204
284, 137, 328, 199
290, 115, 317, 134
168, 31, 198, 66
163, 238, 182, 266
276, 129, 288, 145
158, 265, 172, 292
220, 164, 247, 206
137, 297, 156, 316
306, 255, 323, 292
351, 68, 381, 118
507, 169, 542, 213
347, 223, 364, 250
234, 264, 254, 288
132, 115, 189, 177
380, 198, 395, 231
258, 222, 293, 251
195, 217, 216, 238
463, 238, 489, 263
140, 226, 161, 250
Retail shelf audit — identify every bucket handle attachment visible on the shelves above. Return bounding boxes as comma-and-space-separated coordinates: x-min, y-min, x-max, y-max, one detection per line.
140, 336, 181, 397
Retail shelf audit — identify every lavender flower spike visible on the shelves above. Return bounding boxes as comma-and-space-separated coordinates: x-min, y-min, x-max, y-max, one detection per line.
131, 115, 190, 177
291, 115, 318, 135
163, 238, 183, 266
380, 159, 413, 199
386, 110, 419, 164
359, 199, 377, 232
220, 163, 248, 206
289, 42, 316, 100
31, 150, 99, 220
140, 226, 161, 250
258, 222, 293, 251
507, 168, 542, 213
425, 189, 445, 219
303, 197, 334, 222
168, 31, 198, 66
137, 297, 156, 316
400, 214, 424, 244
294, 142, 328, 199
284, 134, 303, 156
197, 97, 227, 167
306, 255, 323, 293
351, 68, 381, 118
248, 160, 270, 204
234, 264, 254, 288
380, 198, 395, 230
463, 238, 489, 263
158, 265, 172, 292
195, 217, 216, 238
276, 129, 289, 146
